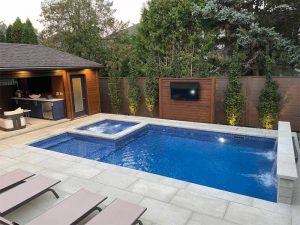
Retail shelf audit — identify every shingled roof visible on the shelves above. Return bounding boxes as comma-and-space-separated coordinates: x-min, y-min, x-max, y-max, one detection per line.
0, 43, 102, 71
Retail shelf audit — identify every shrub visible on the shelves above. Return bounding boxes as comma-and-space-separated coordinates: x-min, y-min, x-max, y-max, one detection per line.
128, 62, 141, 115
108, 72, 122, 114
257, 59, 281, 129
224, 53, 245, 126
145, 57, 159, 116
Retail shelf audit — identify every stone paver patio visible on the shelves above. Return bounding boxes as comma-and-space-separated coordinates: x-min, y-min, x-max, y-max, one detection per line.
0, 114, 295, 225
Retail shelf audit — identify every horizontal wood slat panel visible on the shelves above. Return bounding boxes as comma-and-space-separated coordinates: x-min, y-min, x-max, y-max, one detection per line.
159, 78, 216, 123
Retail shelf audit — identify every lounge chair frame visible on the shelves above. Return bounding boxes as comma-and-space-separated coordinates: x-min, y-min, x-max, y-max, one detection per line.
0, 185, 59, 216
0, 170, 35, 194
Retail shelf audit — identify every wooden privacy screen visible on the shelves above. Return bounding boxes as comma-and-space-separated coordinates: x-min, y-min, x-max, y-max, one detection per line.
159, 78, 216, 123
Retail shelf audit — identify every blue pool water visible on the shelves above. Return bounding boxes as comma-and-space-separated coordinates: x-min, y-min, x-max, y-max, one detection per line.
31, 125, 277, 202
78, 119, 138, 134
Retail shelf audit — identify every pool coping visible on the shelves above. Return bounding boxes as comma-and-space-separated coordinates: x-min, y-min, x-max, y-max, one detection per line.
276, 122, 298, 204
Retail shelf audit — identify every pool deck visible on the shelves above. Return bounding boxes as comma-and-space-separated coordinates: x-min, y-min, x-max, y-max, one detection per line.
0, 113, 295, 225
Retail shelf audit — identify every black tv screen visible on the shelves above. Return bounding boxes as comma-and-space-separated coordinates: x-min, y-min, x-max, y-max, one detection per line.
27, 77, 52, 93
170, 82, 199, 101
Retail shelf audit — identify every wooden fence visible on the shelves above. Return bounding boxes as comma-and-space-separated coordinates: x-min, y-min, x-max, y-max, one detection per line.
99, 77, 300, 131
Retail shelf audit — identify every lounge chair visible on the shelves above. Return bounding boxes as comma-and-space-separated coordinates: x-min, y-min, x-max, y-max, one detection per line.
0, 108, 26, 131
0, 216, 16, 225
0, 175, 60, 216
85, 199, 147, 225
0, 169, 35, 193
25, 189, 107, 225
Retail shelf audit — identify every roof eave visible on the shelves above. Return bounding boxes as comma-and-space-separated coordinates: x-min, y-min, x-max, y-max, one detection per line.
0, 65, 103, 72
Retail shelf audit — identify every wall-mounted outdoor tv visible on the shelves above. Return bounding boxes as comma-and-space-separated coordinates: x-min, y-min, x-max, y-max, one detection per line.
170, 82, 199, 101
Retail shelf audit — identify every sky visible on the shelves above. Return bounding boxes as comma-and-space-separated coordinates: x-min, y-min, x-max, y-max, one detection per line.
0, 0, 147, 31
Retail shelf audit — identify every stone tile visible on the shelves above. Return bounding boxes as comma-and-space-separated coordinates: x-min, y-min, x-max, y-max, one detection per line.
0, 148, 29, 158
26, 189, 70, 210
61, 154, 84, 162
160, 177, 188, 189
11, 144, 27, 149
109, 165, 139, 176
225, 202, 291, 225
0, 169, 7, 175
39, 169, 69, 181
186, 183, 253, 206
187, 213, 237, 225
171, 189, 228, 218
278, 196, 292, 204
93, 170, 137, 189
0, 156, 20, 169
4, 162, 44, 173
99, 185, 144, 205
5, 204, 45, 224
65, 164, 103, 179
252, 199, 291, 216
136, 171, 164, 182
140, 198, 192, 225
16, 152, 49, 164
129, 179, 178, 202
37, 157, 76, 171
57, 176, 104, 194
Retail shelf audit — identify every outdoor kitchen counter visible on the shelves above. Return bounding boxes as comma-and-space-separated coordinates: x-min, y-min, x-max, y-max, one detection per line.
11, 97, 64, 102
12, 98, 66, 120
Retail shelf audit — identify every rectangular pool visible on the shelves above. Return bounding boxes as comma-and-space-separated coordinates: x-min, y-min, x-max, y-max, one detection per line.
77, 119, 138, 135
31, 125, 277, 202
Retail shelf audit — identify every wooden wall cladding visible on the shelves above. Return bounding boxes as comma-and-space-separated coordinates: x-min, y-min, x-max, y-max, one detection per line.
159, 78, 216, 123
85, 70, 101, 115
65, 69, 101, 119
51, 76, 64, 99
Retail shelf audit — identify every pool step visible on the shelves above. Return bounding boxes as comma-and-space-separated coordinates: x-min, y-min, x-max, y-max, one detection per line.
39, 136, 74, 149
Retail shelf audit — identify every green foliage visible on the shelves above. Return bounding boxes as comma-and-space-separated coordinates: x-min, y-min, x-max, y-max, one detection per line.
224, 53, 245, 126
22, 19, 38, 44
144, 57, 159, 116
137, 0, 219, 77
128, 61, 141, 115
40, 0, 127, 62
257, 58, 281, 129
3, 18, 38, 44
9, 18, 23, 43
199, 0, 300, 74
108, 71, 122, 114
259, 0, 300, 43
0, 22, 6, 42
5, 25, 12, 42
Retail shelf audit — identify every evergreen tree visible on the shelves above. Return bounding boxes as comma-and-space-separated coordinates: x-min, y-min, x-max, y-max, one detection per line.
257, 58, 281, 129
10, 17, 23, 43
5, 25, 13, 42
22, 19, 38, 44
224, 52, 245, 126
128, 59, 141, 115
0, 22, 6, 42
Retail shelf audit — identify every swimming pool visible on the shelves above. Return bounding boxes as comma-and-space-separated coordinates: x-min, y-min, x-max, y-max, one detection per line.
31, 124, 277, 202
77, 119, 138, 134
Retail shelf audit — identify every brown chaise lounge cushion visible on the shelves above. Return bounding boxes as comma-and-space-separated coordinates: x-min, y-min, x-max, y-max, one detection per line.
0, 169, 34, 193
26, 189, 107, 225
85, 199, 147, 225
0, 175, 60, 216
